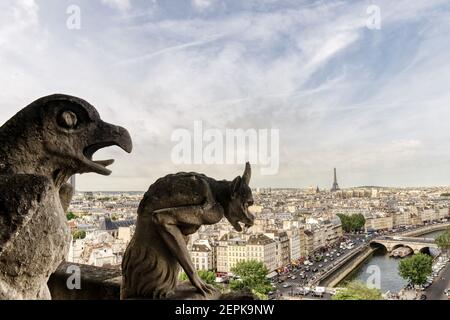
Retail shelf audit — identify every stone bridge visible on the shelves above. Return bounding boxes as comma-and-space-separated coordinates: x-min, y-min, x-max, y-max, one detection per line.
370, 236, 438, 254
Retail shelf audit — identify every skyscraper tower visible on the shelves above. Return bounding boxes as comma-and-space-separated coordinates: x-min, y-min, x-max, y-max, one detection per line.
331, 168, 340, 192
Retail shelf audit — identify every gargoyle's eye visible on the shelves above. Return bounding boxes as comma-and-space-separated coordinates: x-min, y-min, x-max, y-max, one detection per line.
58, 110, 78, 129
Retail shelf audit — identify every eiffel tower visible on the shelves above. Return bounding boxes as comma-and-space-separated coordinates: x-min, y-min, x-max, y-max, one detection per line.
331, 168, 340, 192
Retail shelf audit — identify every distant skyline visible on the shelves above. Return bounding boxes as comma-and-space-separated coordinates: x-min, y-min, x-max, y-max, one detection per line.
1, 0, 450, 191
73, 167, 450, 192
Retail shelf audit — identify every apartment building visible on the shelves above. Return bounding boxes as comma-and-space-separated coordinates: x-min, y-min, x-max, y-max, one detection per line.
190, 240, 215, 271
216, 233, 277, 273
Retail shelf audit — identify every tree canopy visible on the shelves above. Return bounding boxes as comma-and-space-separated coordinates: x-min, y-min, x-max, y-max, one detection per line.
332, 281, 383, 300
337, 213, 366, 233
72, 230, 86, 239
178, 270, 217, 286
66, 211, 77, 221
436, 226, 450, 256
398, 253, 433, 286
230, 260, 273, 297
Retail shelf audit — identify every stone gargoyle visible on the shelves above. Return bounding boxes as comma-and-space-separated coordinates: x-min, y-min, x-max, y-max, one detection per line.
0, 94, 133, 299
121, 163, 255, 299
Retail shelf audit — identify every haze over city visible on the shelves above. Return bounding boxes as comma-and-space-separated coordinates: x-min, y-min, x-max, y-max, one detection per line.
1, 0, 450, 191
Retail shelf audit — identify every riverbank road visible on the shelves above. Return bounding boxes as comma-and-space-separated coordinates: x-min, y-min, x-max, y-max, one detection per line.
426, 261, 450, 300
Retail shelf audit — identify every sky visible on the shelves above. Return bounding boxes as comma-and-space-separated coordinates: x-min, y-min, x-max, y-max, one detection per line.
1, 0, 450, 191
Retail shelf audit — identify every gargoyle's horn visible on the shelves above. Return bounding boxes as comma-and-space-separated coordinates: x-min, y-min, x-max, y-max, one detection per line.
243, 162, 251, 185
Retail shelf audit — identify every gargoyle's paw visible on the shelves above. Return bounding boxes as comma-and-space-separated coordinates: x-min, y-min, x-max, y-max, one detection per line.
197, 282, 217, 296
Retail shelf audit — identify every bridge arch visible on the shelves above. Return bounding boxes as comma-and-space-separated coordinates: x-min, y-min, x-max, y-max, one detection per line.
419, 247, 432, 255
370, 238, 438, 255
391, 244, 414, 253
370, 241, 389, 252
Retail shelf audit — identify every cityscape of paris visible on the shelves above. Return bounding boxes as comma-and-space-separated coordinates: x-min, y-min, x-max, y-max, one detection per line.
66, 169, 450, 301
1, 0, 450, 316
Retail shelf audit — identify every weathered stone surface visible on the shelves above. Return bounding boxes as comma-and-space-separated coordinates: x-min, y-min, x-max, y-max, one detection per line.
48, 262, 122, 300
48, 263, 256, 300
0, 94, 132, 299
164, 281, 222, 300
121, 163, 255, 300
220, 288, 258, 300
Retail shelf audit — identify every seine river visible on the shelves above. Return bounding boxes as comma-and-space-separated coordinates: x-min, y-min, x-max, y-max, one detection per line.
340, 230, 444, 293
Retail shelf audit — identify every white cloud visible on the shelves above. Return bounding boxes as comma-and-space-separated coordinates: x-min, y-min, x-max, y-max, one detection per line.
1, 0, 450, 189
191, 0, 215, 11
0, 0, 39, 47
101, 0, 131, 11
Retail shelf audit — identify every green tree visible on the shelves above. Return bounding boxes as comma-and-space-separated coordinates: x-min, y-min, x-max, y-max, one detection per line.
66, 211, 77, 221
197, 270, 217, 285
332, 281, 383, 300
398, 253, 433, 286
230, 260, 272, 297
352, 213, 366, 231
178, 270, 221, 288
178, 271, 189, 282
436, 227, 450, 257
72, 230, 86, 239
337, 213, 366, 233
337, 214, 351, 232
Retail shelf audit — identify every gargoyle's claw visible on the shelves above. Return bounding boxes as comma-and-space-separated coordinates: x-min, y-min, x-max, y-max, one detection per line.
196, 281, 217, 296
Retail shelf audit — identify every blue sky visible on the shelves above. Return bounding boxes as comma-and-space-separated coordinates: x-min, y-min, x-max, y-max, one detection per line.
1, 0, 450, 190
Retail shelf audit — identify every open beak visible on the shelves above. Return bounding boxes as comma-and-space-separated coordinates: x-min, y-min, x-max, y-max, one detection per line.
82, 120, 133, 175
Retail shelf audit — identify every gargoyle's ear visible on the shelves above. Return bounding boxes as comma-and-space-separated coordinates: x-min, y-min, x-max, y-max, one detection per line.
231, 176, 242, 198
242, 162, 251, 185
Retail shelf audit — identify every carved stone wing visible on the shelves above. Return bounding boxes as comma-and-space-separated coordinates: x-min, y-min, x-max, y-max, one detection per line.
0, 174, 52, 255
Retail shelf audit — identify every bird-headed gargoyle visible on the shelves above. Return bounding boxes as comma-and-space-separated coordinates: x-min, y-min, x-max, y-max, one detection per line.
0, 94, 132, 299
121, 163, 255, 299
